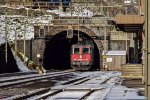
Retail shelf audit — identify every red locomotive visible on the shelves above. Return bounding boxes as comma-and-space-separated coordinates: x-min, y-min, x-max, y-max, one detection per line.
70, 44, 94, 70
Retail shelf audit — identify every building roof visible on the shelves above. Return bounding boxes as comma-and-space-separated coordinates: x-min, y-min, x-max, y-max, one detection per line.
102, 50, 126, 56
116, 15, 144, 24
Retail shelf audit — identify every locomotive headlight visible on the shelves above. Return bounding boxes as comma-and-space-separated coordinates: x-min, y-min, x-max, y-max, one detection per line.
80, 55, 82, 58
86, 59, 88, 61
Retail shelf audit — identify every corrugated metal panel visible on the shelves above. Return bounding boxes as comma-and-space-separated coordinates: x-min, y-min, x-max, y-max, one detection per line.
102, 50, 126, 56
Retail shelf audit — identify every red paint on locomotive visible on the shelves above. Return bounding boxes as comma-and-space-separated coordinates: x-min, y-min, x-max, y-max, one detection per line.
70, 44, 94, 70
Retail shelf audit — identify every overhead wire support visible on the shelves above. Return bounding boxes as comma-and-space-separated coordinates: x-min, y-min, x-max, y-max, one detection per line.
145, 0, 149, 99
14, 28, 17, 59
78, 6, 80, 42
23, 8, 29, 64
103, 26, 107, 71
23, 17, 26, 64
5, 12, 8, 63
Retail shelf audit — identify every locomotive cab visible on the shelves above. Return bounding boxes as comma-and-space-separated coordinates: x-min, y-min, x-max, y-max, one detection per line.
71, 44, 94, 70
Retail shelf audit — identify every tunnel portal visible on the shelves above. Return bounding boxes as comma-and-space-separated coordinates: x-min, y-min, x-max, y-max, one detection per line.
43, 30, 100, 70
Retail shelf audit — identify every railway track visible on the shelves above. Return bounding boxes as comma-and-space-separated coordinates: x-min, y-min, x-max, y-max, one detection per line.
2, 71, 121, 100
0, 69, 65, 79
0, 71, 37, 78
45, 72, 120, 100
0, 70, 75, 88
0, 70, 76, 99
4, 76, 89, 100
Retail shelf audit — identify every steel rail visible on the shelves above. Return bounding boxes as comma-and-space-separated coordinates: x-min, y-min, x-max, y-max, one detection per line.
0, 70, 74, 88
3, 76, 89, 100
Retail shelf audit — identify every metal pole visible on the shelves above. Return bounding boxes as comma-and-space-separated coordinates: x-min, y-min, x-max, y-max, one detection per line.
145, 0, 150, 99
15, 29, 17, 59
23, 9, 29, 64
38, 58, 39, 70
24, 17, 26, 64
78, 6, 80, 42
103, 27, 107, 70
37, 54, 41, 74
126, 32, 128, 51
5, 13, 8, 63
100, 0, 103, 15
27, 8, 29, 17
48, 20, 50, 33
138, 0, 142, 15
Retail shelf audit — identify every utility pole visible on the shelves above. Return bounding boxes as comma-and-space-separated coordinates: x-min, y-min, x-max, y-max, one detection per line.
15, 29, 17, 59
100, 0, 103, 15
103, 26, 107, 70
23, 9, 29, 64
145, 0, 150, 99
5, 13, 8, 63
126, 32, 128, 51
78, 6, 80, 42
23, 17, 26, 64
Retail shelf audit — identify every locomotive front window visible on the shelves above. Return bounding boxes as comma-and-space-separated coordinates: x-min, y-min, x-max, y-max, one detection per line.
74, 48, 80, 54
83, 48, 89, 54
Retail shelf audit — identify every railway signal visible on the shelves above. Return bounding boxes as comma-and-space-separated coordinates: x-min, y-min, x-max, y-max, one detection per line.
39, 26, 45, 38
67, 26, 73, 38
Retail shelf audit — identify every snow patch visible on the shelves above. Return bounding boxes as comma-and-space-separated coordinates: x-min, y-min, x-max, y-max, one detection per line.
46, 7, 94, 17
11, 49, 30, 72
0, 15, 53, 42
0, 35, 5, 45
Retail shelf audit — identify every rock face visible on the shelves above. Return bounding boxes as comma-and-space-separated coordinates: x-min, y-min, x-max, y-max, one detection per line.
0, 43, 20, 74
0, 14, 52, 42
0, 36, 29, 73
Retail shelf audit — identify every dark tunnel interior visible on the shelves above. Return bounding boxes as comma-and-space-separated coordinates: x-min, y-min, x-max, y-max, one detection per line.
0, 43, 20, 74
43, 30, 100, 70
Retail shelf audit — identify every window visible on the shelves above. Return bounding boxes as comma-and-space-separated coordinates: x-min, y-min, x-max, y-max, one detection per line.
83, 48, 89, 54
74, 48, 80, 54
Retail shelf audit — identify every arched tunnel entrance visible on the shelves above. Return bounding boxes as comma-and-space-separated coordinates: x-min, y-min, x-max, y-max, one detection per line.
43, 30, 100, 70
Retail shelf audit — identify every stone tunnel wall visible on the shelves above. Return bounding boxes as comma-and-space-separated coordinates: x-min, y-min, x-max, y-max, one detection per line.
17, 39, 46, 65
40, 26, 105, 54
16, 25, 106, 68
